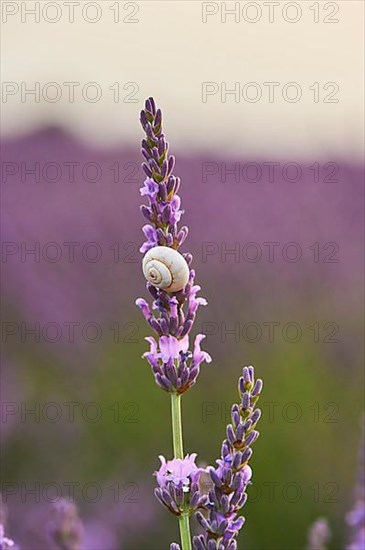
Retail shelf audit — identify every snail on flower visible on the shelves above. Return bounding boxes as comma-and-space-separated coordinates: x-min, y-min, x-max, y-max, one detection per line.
142, 246, 189, 293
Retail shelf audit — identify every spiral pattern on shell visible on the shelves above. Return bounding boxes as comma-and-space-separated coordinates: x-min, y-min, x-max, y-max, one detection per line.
142, 246, 189, 292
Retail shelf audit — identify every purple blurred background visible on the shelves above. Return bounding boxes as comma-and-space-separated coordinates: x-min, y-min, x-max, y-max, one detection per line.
1, 127, 364, 549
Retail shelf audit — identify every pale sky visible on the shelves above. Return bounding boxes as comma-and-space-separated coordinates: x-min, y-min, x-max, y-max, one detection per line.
1, 1, 364, 159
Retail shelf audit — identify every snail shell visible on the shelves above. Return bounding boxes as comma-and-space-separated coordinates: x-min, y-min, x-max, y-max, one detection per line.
142, 246, 189, 292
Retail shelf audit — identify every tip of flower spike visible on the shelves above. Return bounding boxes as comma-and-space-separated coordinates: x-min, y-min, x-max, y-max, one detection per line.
146, 96, 156, 115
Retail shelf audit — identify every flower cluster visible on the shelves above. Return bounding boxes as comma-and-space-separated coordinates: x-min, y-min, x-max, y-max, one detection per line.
346, 418, 365, 550
140, 332, 211, 394
0, 524, 16, 550
194, 366, 263, 550
347, 499, 365, 550
136, 98, 211, 393
307, 518, 331, 550
47, 499, 83, 550
138, 97, 187, 255
155, 454, 208, 517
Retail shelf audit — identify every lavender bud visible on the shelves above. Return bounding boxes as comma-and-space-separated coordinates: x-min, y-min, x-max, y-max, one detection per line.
241, 392, 250, 410
167, 175, 176, 194
226, 424, 236, 445
145, 123, 154, 140
141, 138, 150, 153
222, 440, 230, 458
235, 424, 245, 441
145, 98, 153, 114
251, 409, 261, 424
174, 176, 181, 194
181, 319, 193, 337
154, 108, 162, 129
252, 378, 263, 396
231, 412, 240, 429
140, 205, 151, 220
221, 494, 230, 514
196, 511, 211, 532
161, 204, 172, 224
177, 227, 189, 245
241, 447, 253, 463
245, 430, 259, 447
160, 159, 168, 178
155, 374, 172, 392
242, 367, 251, 383
188, 366, 199, 385
142, 149, 150, 162
158, 136, 165, 155
149, 96, 156, 114
209, 468, 222, 488
140, 110, 148, 128
156, 228, 167, 246
232, 452, 242, 470
151, 147, 160, 163
142, 163, 153, 177
168, 155, 175, 175
166, 233, 174, 247
192, 536, 206, 550
149, 158, 160, 174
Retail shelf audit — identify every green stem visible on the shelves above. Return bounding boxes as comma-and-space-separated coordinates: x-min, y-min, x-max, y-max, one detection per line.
179, 513, 192, 550
171, 392, 184, 459
170, 392, 192, 550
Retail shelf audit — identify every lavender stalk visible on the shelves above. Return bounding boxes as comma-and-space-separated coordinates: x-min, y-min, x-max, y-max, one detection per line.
0, 500, 17, 550
0, 524, 16, 550
346, 417, 365, 550
194, 366, 263, 549
136, 98, 211, 549
47, 499, 83, 550
307, 518, 331, 550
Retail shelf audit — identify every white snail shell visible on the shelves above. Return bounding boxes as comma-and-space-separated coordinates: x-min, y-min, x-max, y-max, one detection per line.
142, 246, 189, 292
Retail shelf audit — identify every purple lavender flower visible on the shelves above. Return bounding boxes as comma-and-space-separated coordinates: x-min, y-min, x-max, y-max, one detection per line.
154, 454, 207, 516
140, 224, 159, 253
194, 366, 263, 550
0, 524, 16, 550
47, 499, 83, 550
307, 518, 331, 550
136, 99, 262, 550
346, 417, 365, 550
0, 502, 17, 550
136, 98, 214, 548
347, 500, 365, 550
136, 98, 211, 394
141, 333, 211, 394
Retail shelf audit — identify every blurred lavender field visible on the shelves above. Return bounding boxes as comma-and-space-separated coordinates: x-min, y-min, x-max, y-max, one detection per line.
1, 128, 364, 549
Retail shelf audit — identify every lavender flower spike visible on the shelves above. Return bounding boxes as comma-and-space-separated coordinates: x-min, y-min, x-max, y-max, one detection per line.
136, 97, 211, 395
47, 499, 83, 550
346, 416, 365, 550
194, 366, 263, 550
136, 98, 212, 549
307, 518, 331, 550
0, 524, 16, 550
